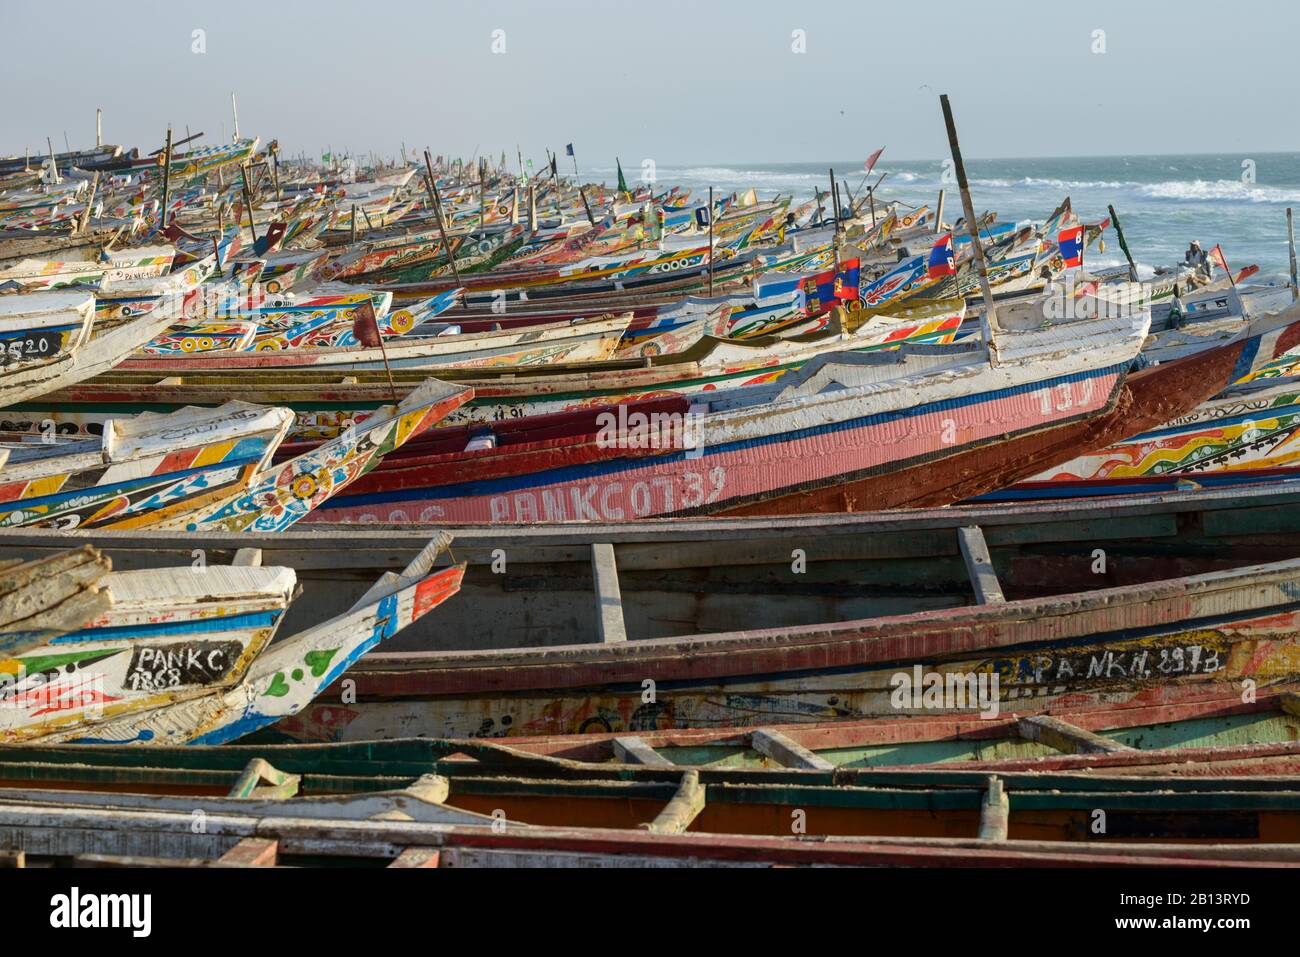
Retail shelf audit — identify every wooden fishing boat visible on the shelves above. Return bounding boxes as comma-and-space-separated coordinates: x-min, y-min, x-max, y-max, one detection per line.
0, 546, 112, 651
986, 376, 1300, 500
0, 401, 295, 529
0, 562, 299, 742
7, 304, 964, 441
112, 312, 633, 371
0, 289, 96, 372
0, 245, 176, 292
0, 225, 122, 267
0, 378, 470, 531
0, 797, 1291, 866
0, 293, 190, 407
0, 532, 462, 746
5, 478, 1297, 654
7, 480, 1300, 742
261, 554, 1300, 741
92, 255, 215, 321
304, 298, 1300, 524
464, 685, 1300, 775
1, 692, 1300, 865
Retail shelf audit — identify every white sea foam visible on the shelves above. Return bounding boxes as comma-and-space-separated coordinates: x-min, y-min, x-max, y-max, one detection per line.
1135, 179, 1300, 203
678, 166, 821, 184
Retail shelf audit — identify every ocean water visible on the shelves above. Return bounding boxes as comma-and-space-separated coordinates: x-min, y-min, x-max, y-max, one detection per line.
588, 153, 1300, 279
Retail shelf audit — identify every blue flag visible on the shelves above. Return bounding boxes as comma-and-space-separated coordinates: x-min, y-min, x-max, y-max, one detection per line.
565, 143, 574, 156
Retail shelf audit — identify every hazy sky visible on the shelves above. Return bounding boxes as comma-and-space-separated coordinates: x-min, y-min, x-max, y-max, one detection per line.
4, 0, 1297, 166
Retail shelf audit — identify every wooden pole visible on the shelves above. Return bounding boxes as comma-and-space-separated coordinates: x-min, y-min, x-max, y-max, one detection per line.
708, 186, 715, 296
829, 168, 842, 259
839, 175, 858, 213
1107, 204, 1139, 283
160, 127, 173, 230
373, 310, 399, 404
479, 157, 487, 229
934, 189, 946, 234
231, 93, 240, 141
270, 143, 282, 201
76, 172, 99, 236
350, 204, 358, 244
1289, 208, 1298, 302
423, 149, 464, 287
95, 108, 102, 148
239, 162, 259, 244
939, 94, 1000, 354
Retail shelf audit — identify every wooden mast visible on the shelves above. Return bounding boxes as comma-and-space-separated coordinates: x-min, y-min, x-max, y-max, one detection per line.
939, 94, 1000, 360
423, 149, 464, 288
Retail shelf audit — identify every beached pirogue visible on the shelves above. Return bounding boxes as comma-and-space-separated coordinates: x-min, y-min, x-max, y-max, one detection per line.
6, 480, 1300, 742
0, 688, 1298, 866
0, 378, 470, 531
0, 536, 463, 745
293, 295, 1300, 522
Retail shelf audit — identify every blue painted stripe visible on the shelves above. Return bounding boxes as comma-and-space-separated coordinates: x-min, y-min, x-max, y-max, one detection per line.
4, 454, 266, 512
1229, 337, 1260, 384
54, 609, 283, 643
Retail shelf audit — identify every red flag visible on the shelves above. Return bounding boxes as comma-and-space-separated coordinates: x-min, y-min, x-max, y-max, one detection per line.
1236, 264, 1260, 283
864, 147, 885, 176
351, 300, 382, 348
1208, 244, 1232, 276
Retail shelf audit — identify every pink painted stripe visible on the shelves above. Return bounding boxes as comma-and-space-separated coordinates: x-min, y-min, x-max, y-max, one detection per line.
317, 370, 1123, 524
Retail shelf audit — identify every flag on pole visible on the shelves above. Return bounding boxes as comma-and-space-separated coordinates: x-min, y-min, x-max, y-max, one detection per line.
351, 299, 382, 348
1208, 244, 1232, 277
927, 233, 956, 278
1058, 225, 1085, 268
549, 153, 558, 177
1042, 197, 1077, 239
616, 158, 628, 194
565, 143, 575, 157
864, 147, 885, 176
833, 258, 862, 301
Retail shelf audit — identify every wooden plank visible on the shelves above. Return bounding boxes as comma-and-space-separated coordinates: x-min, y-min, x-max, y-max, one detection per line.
642, 770, 706, 834
978, 777, 1009, 841
1280, 693, 1300, 719
1018, 715, 1136, 755
751, 728, 835, 771
71, 853, 208, 868
216, 837, 278, 867
232, 548, 263, 567
228, 758, 301, 799
590, 542, 627, 643
957, 526, 1005, 604
612, 736, 675, 767
388, 848, 441, 868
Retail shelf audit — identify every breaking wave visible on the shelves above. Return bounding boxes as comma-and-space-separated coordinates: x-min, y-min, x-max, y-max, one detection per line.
1134, 179, 1300, 203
